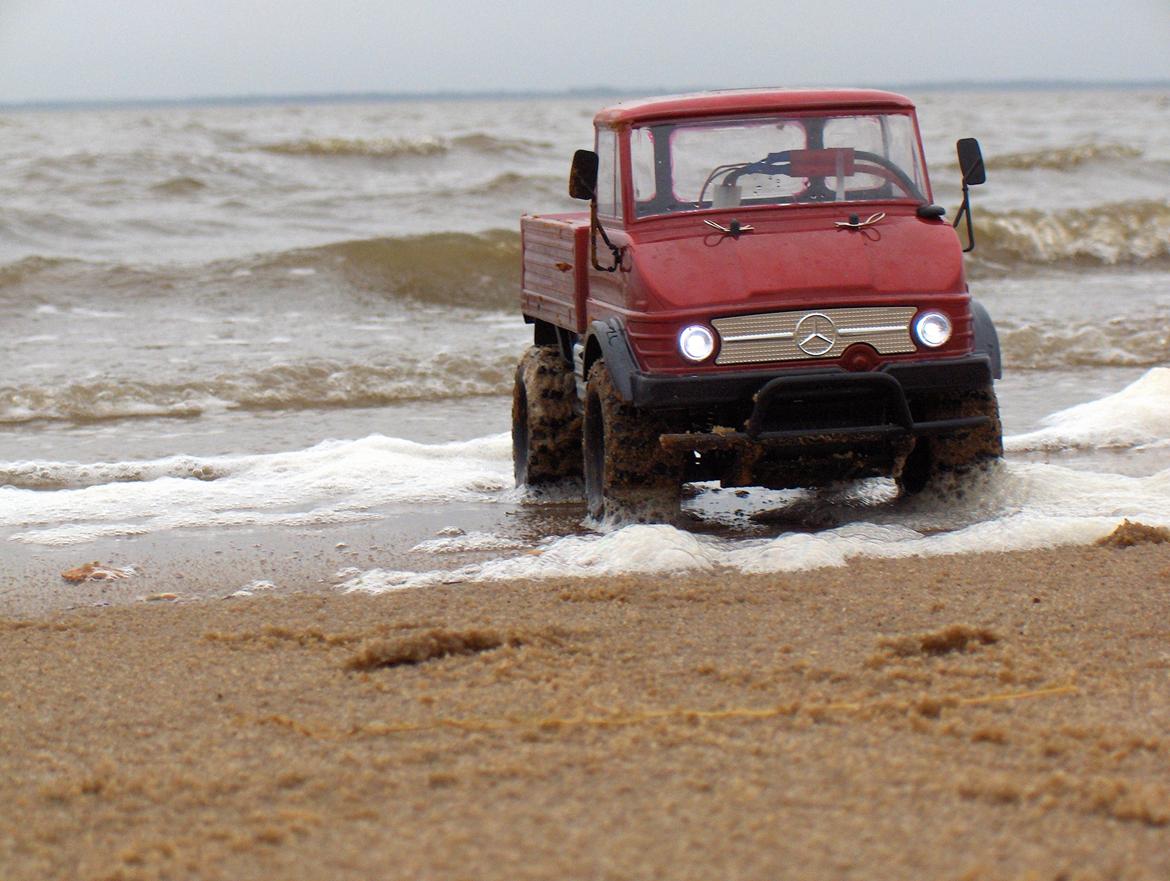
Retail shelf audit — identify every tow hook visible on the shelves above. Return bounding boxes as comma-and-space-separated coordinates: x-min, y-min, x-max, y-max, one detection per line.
835, 211, 886, 230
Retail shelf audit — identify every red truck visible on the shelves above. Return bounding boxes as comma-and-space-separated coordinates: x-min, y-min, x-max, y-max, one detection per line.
512, 89, 1001, 519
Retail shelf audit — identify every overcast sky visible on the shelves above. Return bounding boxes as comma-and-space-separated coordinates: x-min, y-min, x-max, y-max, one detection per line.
0, 0, 1167, 103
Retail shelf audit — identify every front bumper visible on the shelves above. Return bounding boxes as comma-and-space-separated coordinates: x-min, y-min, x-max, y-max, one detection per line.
658, 369, 989, 457
629, 353, 995, 411
643, 357, 995, 483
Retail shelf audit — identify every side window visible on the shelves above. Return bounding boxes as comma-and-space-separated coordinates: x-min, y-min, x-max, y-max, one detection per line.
631, 127, 656, 205
595, 127, 619, 219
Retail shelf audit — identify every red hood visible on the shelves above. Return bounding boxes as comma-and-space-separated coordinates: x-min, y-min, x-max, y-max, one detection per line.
626, 208, 966, 314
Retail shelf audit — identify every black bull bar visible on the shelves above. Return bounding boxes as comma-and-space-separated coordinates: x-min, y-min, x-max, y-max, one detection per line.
658, 372, 989, 456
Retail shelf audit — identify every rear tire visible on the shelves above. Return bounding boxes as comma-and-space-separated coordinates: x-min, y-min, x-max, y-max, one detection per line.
512, 346, 582, 486
898, 384, 1003, 495
582, 361, 681, 520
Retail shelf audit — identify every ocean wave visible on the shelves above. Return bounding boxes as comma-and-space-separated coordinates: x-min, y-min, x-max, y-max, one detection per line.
1000, 319, 1170, 370
258, 132, 549, 160
462, 171, 560, 197
971, 201, 1170, 270
1007, 367, 1170, 452
0, 353, 517, 426
260, 136, 448, 159
149, 175, 208, 195
256, 230, 521, 310
5, 371, 1170, 554
449, 133, 552, 154
0, 255, 73, 288
0, 433, 513, 543
0, 456, 228, 491
256, 204, 1165, 301
989, 143, 1143, 171
1, 229, 524, 308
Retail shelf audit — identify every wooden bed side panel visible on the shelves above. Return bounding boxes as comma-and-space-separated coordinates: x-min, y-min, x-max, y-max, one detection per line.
520, 213, 589, 334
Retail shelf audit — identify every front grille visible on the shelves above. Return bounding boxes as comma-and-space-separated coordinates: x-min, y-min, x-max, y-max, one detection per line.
712, 306, 917, 365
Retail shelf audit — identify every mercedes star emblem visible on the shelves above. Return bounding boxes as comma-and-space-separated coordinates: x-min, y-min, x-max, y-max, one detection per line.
794, 312, 837, 356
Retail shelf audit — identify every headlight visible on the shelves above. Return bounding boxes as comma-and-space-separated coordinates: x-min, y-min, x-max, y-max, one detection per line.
914, 311, 952, 348
678, 325, 716, 362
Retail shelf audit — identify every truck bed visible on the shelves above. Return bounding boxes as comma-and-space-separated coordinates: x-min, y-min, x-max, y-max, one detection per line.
520, 212, 590, 334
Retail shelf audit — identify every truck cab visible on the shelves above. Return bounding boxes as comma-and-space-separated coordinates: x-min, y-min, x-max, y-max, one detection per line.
513, 89, 1001, 519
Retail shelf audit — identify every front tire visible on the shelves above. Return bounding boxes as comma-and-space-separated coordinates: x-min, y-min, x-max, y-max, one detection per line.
512, 346, 582, 486
898, 385, 1003, 494
582, 361, 681, 520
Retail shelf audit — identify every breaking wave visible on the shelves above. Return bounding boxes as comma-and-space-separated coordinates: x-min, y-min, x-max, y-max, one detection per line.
261, 136, 448, 159
1, 230, 524, 308
989, 143, 1144, 171
449, 133, 553, 154
460, 172, 561, 197
258, 132, 549, 160
255, 230, 521, 309
1000, 318, 1170, 370
10, 205, 1166, 297
0, 353, 516, 425
1007, 367, 1170, 452
0, 433, 513, 542
5, 368, 1170, 556
0, 456, 229, 491
149, 175, 208, 195
972, 201, 1170, 271
0, 256, 74, 289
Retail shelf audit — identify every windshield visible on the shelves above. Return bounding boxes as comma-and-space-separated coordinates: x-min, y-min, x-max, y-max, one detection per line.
630, 113, 928, 218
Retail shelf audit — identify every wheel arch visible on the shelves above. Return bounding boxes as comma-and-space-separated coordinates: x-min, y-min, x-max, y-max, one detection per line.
584, 319, 638, 401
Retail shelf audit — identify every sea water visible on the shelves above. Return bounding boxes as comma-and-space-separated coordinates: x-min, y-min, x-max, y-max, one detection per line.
1, 88, 1168, 597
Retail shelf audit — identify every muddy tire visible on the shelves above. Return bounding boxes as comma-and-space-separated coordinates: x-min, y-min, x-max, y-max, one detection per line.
512, 346, 582, 486
898, 385, 1004, 494
583, 361, 682, 520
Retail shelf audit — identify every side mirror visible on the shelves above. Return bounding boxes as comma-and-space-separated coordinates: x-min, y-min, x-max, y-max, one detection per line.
953, 138, 985, 253
956, 138, 986, 186
569, 149, 598, 201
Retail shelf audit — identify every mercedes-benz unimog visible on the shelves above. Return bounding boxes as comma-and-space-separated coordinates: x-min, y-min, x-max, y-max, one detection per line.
512, 89, 1001, 518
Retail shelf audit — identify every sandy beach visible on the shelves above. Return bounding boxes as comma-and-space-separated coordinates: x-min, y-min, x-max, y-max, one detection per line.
1, 8, 1168, 878
3, 533, 1169, 881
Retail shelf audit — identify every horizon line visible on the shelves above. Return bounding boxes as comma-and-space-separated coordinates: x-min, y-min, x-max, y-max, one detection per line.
2, 78, 1167, 112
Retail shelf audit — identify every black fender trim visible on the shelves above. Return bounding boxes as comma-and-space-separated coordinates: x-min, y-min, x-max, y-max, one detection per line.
586, 319, 639, 401
970, 299, 1002, 380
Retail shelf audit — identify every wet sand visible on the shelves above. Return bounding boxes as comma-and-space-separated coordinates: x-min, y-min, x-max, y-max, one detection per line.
3, 538, 1170, 880
0, 500, 583, 619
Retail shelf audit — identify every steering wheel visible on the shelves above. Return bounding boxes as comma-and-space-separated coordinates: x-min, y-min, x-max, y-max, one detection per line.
848, 151, 924, 200
697, 149, 924, 206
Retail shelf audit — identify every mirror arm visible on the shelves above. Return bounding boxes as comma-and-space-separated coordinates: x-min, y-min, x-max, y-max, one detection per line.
952, 180, 976, 253
590, 201, 623, 272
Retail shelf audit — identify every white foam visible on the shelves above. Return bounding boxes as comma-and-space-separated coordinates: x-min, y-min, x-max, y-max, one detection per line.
1007, 367, 1170, 451
343, 459, 1170, 593
1, 433, 512, 545
8, 368, 1170, 562
227, 580, 277, 598
410, 532, 530, 554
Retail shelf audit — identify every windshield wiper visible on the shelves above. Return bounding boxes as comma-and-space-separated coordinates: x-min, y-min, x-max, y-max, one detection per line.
703, 219, 754, 237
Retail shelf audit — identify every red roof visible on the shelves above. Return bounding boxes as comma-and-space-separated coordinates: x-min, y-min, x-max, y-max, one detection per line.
594, 89, 916, 126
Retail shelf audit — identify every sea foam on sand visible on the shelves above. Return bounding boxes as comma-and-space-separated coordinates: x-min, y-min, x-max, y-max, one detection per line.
0, 433, 512, 545
342, 364, 1170, 592
343, 460, 1170, 592
3, 370, 1169, 578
